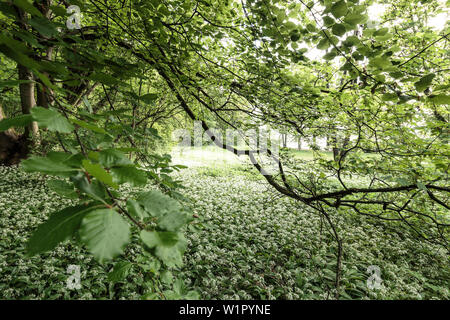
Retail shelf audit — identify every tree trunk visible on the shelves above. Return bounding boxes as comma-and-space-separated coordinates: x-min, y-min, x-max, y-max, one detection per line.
14, 4, 39, 139
332, 133, 350, 162
18, 65, 39, 139
281, 133, 287, 148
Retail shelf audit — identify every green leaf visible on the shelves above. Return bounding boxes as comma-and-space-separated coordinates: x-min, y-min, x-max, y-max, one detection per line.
434, 84, 450, 92
0, 34, 32, 54
99, 149, 133, 167
323, 16, 335, 27
140, 230, 179, 247
417, 182, 428, 191
70, 172, 108, 203
0, 79, 34, 89
22, 156, 78, 175
183, 290, 200, 300
47, 179, 78, 199
332, 24, 346, 36
344, 13, 368, 25
47, 151, 72, 163
27, 204, 96, 256
0, 114, 33, 132
428, 94, 450, 105
0, 43, 42, 71
82, 160, 119, 189
161, 270, 173, 285
331, 1, 348, 18
111, 166, 147, 186
139, 93, 158, 104
0, 2, 16, 17
89, 72, 120, 86
343, 35, 360, 47
80, 209, 130, 263
158, 210, 189, 232
49, 5, 67, 17
290, 32, 300, 42
323, 51, 337, 60
126, 199, 148, 220
373, 28, 389, 37
31, 107, 74, 133
137, 190, 182, 218
381, 93, 398, 102
389, 71, 403, 79
108, 261, 133, 283
317, 38, 330, 50
12, 0, 43, 17
375, 33, 392, 42
71, 118, 108, 134
369, 56, 391, 70
140, 230, 186, 268
28, 17, 59, 37
306, 23, 317, 32
414, 74, 435, 92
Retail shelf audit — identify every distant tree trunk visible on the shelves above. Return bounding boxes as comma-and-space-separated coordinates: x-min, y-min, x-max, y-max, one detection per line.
332, 133, 350, 162
326, 135, 332, 151
0, 4, 40, 165
18, 65, 39, 139
433, 110, 449, 145
309, 135, 319, 150
330, 135, 339, 160
14, 3, 39, 140
297, 137, 301, 150
281, 133, 287, 148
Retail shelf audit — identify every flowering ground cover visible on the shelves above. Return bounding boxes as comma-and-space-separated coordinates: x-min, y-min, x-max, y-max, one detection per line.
0, 150, 448, 299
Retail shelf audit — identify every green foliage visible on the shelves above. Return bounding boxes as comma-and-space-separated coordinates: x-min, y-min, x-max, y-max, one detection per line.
80, 209, 131, 263
22, 156, 78, 176
82, 160, 119, 189
110, 166, 147, 187
136, 190, 183, 219
30, 107, 74, 133
414, 74, 435, 92
26, 204, 98, 256
0, 164, 448, 300
140, 230, 187, 268
108, 261, 133, 283
428, 94, 450, 105
330, 1, 348, 19
46, 179, 78, 199
0, 114, 32, 132
332, 24, 346, 37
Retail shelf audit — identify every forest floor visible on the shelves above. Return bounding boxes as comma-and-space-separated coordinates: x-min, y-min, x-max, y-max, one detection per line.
0, 147, 448, 299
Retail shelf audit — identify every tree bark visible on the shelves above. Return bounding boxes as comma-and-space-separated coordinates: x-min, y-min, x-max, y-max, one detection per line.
14, 3, 39, 140
332, 133, 350, 162
18, 65, 39, 139
281, 133, 287, 148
